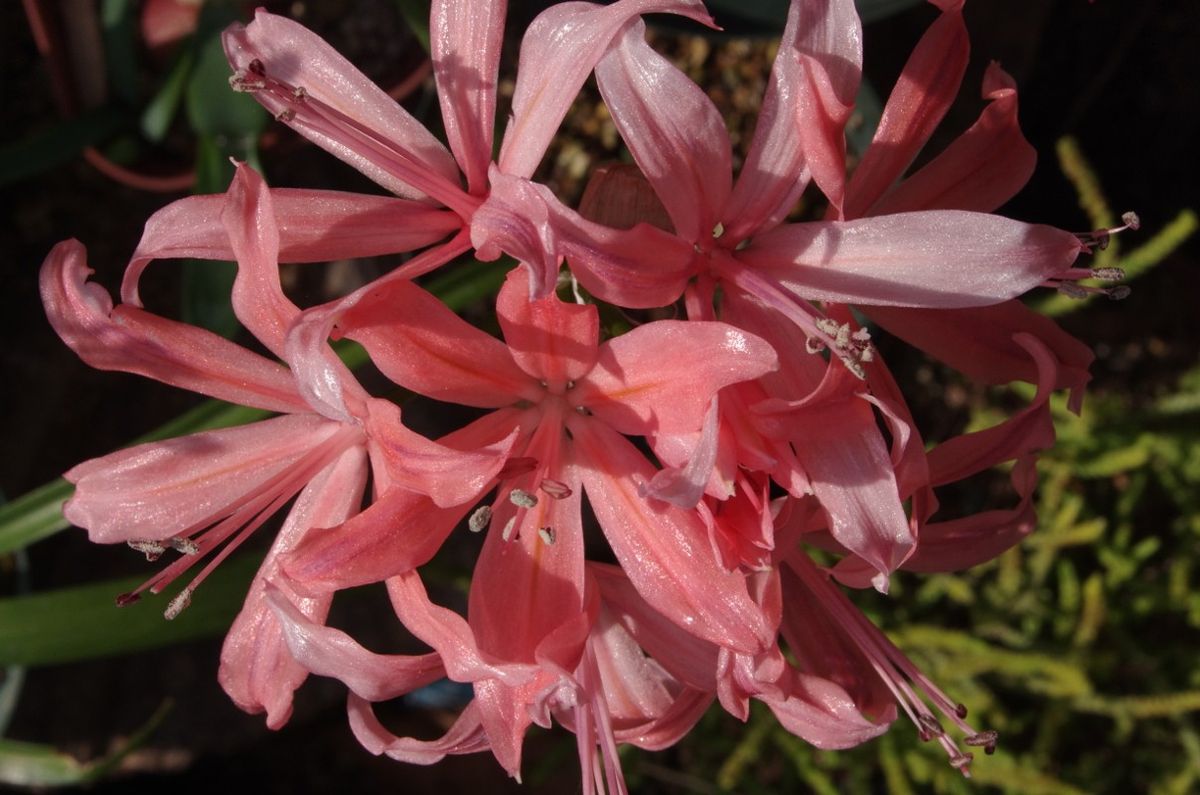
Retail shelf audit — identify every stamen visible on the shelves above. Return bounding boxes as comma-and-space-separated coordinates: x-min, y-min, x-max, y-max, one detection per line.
540, 479, 573, 499
1090, 267, 1125, 281
538, 526, 556, 545
1073, 210, 1141, 252
468, 505, 492, 533
509, 489, 538, 509
127, 539, 165, 562
501, 516, 518, 542
164, 587, 193, 621
965, 730, 998, 755
169, 537, 200, 555
115, 592, 141, 607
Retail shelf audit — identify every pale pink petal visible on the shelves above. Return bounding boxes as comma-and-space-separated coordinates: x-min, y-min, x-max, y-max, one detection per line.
265, 583, 445, 702
497, 0, 715, 179
219, 446, 367, 727
349, 696, 491, 763
843, 0, 968, 220
574, 321, 776, 436
739, 211, 1084, 308
613, 687, 713, 750
284, 303, 373, 423
571, 419, 771, 655
722, 0, 811, 242
431, 0, 504, 194
41, 240, 307, 414
595, 18, 731, 243
472, 170, 698, 306
223, 163, 297, 359
760, 671, 891, 749
120, 189, 460, 306
790, 0, 863, 218
870, 62, 1037, 216
338, 276, 537, 407
223, 10, 460, 200
641, 397, 721, 508
495, 267, 599, 385
64, 414, 343, 543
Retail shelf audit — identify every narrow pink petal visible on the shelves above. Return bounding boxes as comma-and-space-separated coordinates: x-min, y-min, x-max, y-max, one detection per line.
284, 409, 526, 591
641, 397, 721, 508
790, 0, 863, 218
339, 276, 536, 407
497, 0, 715, 179
41, 240, 308, 413
741, 211, 1084, 308
613, 687, 713, 750
496, 267, 599, 386
472, 170, 698, 307
571, 419, 771, 655
223, 10, 460, 200
349, 696, 491, 763
760, 671, 891, 749
926, 333, 1058, 487
586, 610, 676, 724
843, 0, 968, 220
222, 163, 297, 359
594, 18, 731, 243
865, 300, 1092, 395
574, 320, 777, 436
870, 62, 1037, 216
64, 414, 343, 543
431, 0, 504, 194
722, 0, 811, 242
218, 446, 367, 727
265, 584, 445, 702
120, 189, 460, 306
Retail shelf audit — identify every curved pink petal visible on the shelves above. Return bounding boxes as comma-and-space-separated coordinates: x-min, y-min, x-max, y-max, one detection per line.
349, 696, 491, 763
339, 277, 536, 407
843, 0, 968, 220
495, 267, 599, 386
574, 320, 777, 436
120, 189, 460, 306
760, 671, 892, 749
791, 0, 863, 218
497, 0, 715, 179
265, 583, 444, 702
41, 240, 307, 414
722, 0, 811, 242
740, 211, 1084, 308
64, 414, 343, 543
431, 0, 504, 194
223, 10, 460, 201
641, 397, 721, 508
571, 419, 771, 655
223, 163, 298, 359
577, 163, 675, 233
870, 62, 1037, 216
219, 446, 367, 727
595, 18, 731, 243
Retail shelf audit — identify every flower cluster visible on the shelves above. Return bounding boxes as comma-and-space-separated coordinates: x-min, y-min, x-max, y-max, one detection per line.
40, 0, 1129, 790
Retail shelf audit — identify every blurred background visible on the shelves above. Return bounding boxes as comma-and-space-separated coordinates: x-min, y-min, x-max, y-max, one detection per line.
1, 0, 1198, 792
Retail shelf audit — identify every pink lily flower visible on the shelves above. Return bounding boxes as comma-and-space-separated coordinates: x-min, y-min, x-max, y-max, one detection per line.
40, 164, 510, 728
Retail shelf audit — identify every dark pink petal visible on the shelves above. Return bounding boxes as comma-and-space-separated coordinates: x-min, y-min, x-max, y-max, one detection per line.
495, 268, 599, 386
472, 170, 698, 306
120, 189, 459, 306
349, 696, 491, 763
41, 240, 307, 414
790, 0, 863, 218
64, 414, 343, 543
219, 447, 367, 727
571, 419, 771, 655
223, 163, 297, 359
265, 582, 444, 702
595, 18, 731, 243
741, 211, 1084, 308
431, 0, 504, 194
574, 320, 777, 436
339, 277, 536, 407
865, 300, 1093, 396
870, 62, 1037, 216
722, 0, 811, 242
843, 0, 968, 220
223, 10, 460, 200
497, 0, 714, 179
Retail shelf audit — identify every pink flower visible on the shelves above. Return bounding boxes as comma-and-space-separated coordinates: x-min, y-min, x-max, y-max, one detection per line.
40, 164, 510, 728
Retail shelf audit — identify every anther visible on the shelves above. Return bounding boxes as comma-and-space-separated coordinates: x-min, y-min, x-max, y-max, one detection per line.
1091, 267, 1125, 281
468, 505, 492, 533
501, 516, 517, 542
1106, 285, 1132, 300
565, 380, 576, 390
1121, 211, 1141, 230
950, 753, 974, 772
965, 730, 998, 754
128, 539, 165, 562
918, 713, 945, 738
955, 703, 969, 719
805, 337, 825, 354
164, 588, 193, 621
169, 537, 200, 555
292, 86, 308, 101
509, 489, 538, 509
115, 592, 141, 607
538, 526, 556, 545
248, 59, 266, 76
539, 479, 573, 499
712, 222, 725, 239
276, 109, 296, 123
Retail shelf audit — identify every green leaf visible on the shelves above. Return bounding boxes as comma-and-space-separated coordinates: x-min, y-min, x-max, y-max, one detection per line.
0, 555, 259, 667
185, 28, 267, 141
0, 107, 127, 188
101, 0, 140, 107
392, 0, 432, 53
141, 47, 197, 143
